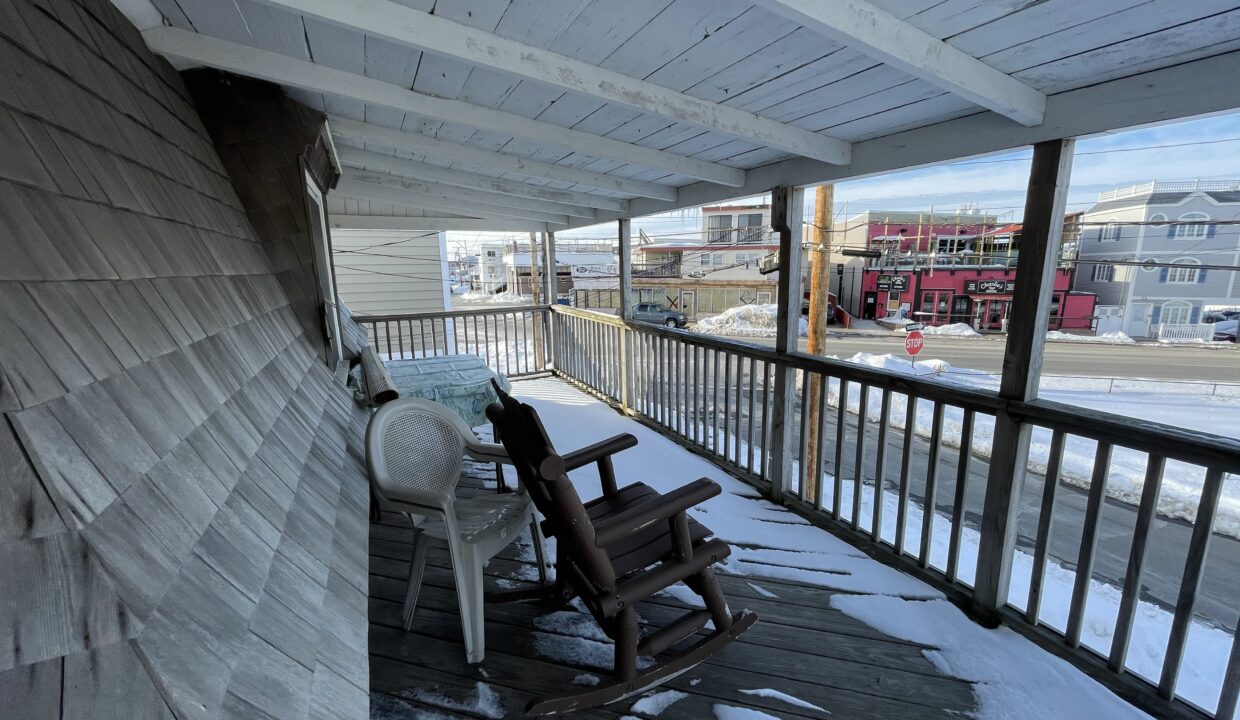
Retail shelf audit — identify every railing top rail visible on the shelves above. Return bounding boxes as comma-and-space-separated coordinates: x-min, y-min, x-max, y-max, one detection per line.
551, 304, 628, 327
355, 305, 550, 322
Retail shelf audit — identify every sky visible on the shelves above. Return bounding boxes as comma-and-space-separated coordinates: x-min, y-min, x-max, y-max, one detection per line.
445, 111, 1240, 256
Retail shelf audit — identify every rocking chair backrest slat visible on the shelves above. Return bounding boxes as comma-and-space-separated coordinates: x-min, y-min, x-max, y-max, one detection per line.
487, 388, 617, 592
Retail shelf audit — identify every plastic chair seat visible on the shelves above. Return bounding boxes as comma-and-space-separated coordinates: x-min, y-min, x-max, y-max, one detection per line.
417, 493, 533, 544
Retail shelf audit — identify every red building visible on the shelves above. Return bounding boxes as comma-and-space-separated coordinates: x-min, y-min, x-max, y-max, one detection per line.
859, 267, 1096, 331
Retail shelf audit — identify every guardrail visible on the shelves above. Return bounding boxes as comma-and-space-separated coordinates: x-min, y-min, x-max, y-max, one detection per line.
548, 305, 1240, 720
353, 305, 552, 378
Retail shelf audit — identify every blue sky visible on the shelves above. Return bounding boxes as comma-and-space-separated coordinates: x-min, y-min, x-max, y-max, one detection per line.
448, 111, 1240, 252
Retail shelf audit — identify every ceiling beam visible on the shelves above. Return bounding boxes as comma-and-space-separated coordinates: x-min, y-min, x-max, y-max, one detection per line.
329, 117, 675, 201
254, 0, 852, 165
335, 177, 572, 225
343, 169, 596, 219
330, 215, 548, 232
142, 27, 746, 186
753, 0, 1046, 126
335, 145, 628, 213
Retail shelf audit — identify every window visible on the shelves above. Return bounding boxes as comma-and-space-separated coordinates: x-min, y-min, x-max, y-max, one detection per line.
1091, 264, 1115, 282
1165, 258, 1201, 284
1148, 213, 1168, 227
756, 291, 772, 304
1100, 220, 1121, 241
1173, 212, 1210, 239
706, 214, 732, 243
1160, 301, 1192, 325
712, 254, 725, 266
700, 254, 711, 266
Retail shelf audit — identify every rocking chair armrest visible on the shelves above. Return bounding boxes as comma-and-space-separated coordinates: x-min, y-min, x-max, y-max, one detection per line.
593, 478, 720, 548
561, 433, 638, 472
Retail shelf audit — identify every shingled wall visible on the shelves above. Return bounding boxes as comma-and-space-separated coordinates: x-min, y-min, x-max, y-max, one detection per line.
0, 1, 369, 718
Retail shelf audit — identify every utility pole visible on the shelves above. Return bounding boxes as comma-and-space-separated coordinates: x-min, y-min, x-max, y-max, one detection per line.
804, 183, 833, 505
529, 231, 545, 368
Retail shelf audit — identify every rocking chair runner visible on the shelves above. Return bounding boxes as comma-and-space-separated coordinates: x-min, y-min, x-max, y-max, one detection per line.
485, 383, 757, 716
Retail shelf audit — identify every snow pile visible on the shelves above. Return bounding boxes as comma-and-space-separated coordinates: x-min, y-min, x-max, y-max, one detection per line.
630, 690, 688, 716
692, 304, 807, 338
456, 290, 529, 304
510, 378, 1180, 720
918, 323, 981, 337
404, 681, 505, 719
1047, 330, 1136, 344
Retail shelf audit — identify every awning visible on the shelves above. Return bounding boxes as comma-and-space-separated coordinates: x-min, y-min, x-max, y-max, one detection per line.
970, 294, 1013, 301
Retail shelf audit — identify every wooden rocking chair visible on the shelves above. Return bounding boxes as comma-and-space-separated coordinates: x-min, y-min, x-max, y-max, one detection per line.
485, 382, 757, 716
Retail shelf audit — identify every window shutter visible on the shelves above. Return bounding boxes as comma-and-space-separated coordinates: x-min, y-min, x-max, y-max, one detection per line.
1151, 305, 1161, 324
1168, 225, 1176, 238
1207, 224, 1216, 238
1159, 267, 1169, 283
1190, 306, 1200, 323
1198, 269, 1208, 284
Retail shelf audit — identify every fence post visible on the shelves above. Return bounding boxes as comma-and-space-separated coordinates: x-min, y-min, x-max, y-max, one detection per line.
973, 138, 1076, 625
618, 219, 634, 412
768, 185, 806, 501
543, 230, 558, 371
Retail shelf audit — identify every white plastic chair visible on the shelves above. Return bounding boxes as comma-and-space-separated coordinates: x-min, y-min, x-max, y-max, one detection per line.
365, 398, 546, 664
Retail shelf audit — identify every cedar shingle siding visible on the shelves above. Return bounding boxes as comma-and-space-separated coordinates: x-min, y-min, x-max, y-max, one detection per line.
0, 1, 368, 718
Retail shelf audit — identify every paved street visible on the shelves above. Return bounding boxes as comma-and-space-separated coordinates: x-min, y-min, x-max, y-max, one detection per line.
740, 332, 1239, 382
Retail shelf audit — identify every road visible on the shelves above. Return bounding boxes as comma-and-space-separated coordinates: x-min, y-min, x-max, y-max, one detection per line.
739, 332, 1239, 382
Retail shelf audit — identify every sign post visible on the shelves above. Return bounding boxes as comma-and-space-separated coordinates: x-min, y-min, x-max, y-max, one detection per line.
905, 327, 924, 365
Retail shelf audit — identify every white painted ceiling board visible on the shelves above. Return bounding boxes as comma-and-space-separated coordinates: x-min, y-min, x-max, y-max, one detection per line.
828, 94, 976, 143
802, 79, 947, 134
684, 28, 846, 104
548, 0, 675, 65
301, 18, 366, 119
946, 0, 1149, 58
491, 0, 593, 47
724, 51, 879, 115
361, 34, 423, 129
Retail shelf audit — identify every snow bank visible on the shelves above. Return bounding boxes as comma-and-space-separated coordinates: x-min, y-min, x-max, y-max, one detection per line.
456, 290, 529, 304
918, 323, 981, 337
693, 304, 807, 338
1047, 330, 1136, 344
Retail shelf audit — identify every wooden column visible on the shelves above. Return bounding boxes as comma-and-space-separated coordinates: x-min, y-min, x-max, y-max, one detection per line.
618, 219, 633, 321
768, 185, 805, 500
804, 184, 833, 504
543, 230, 558, 370
528, 232, 545, 369
973, 139, 1075, 624
617, 218, 633, 412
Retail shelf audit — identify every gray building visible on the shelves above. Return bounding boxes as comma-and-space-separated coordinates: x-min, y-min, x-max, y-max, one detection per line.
1075, 180, 1240, 337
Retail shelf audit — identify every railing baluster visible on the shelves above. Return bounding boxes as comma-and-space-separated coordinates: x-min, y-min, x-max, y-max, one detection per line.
1217, 615, 1240, 720
919, 402, 945, 568
812, 373, 828, 511
852, 384, 869, 531
384, 320, 393, 359
1066, 442, 1113, 647
833, 378, 848, 520
1027, 430, 1066, 623
798, 370, 811, 502
1159, 467, 1226, 699
946, 409, 975, 583
1109, 455, 1165, 671
722, 352, 731, 460
760, 361, 771, 481
872, 389, 891, 542
895, 394, 917, 555
732, 351, 742, 466
711, 349, 721, 453
419, 319, 428, 360
747, 356, 757, 473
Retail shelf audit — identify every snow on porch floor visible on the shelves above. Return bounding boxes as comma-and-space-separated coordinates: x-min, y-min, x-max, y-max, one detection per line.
368, 377, 1146, 720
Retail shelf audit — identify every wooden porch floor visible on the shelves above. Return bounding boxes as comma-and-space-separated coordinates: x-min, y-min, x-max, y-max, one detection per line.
367, 460, 978, 719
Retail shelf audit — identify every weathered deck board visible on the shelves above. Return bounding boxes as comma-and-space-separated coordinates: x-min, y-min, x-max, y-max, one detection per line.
369, 469, 978, 720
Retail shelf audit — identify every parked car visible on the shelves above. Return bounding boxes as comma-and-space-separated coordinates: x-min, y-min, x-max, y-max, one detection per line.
1203, 309, 1240, 323
632, 302, 687, 327
1212, 319, 1238, 342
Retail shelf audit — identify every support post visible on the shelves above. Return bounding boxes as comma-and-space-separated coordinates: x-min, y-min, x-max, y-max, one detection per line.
804, 184, 833, 504
528, 232, 545, 369
768, 185, 805, 501
618, 219, 633, 412
973, 138, 1075, 624
543, 230, 558, 369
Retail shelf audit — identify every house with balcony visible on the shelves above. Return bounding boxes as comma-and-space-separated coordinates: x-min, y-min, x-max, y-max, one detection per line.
1074, 180, 1240, 338
2, 1, 1238, 720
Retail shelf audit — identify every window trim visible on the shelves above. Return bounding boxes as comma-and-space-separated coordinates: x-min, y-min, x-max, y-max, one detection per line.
1173, 212, 1210, 239
1148, 213, 1168, 227
1160, 300, 1192, 326
1164, 257, 1201, 284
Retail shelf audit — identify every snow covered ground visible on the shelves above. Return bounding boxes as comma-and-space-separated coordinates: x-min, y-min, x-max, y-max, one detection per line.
455, 291, 530, 305
1047, 330, 1136, 344
831, 353, 1240, 539
692, 304, 807, 338
918, 322, 981, 337
504, 377, 1235, 720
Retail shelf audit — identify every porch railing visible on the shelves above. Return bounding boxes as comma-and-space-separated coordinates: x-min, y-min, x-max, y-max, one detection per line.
353, 305, 552, 378
1157, 323, 1216, 342
548, 305, 1240, 720
354, 304, 1240, 720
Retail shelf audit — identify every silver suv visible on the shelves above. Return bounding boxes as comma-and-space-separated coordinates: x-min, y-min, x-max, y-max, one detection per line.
631, 302, 687, 327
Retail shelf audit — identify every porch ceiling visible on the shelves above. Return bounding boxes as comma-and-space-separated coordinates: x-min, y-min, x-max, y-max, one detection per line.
126, 0, 1240, 231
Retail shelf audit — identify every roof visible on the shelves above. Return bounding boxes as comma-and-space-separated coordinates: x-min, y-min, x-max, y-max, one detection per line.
128, 1, 1240, 234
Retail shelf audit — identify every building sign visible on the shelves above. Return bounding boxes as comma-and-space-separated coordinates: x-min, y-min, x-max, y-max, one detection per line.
875, 274, 908, 291
965, 279, 1015, 294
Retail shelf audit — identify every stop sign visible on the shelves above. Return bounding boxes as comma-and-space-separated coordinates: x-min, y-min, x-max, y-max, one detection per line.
905, 330, 924, 356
